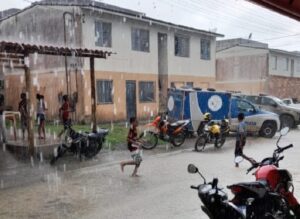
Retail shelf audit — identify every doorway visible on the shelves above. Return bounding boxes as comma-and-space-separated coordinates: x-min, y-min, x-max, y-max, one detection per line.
126, 80, 137, 120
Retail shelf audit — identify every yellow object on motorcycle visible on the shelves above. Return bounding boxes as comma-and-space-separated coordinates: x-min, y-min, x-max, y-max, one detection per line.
210, 124, 221, 134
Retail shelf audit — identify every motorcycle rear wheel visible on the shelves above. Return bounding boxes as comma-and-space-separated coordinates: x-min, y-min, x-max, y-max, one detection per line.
85, 141, 101, 158
141, 131, 158, 150
195, 136, 206, 152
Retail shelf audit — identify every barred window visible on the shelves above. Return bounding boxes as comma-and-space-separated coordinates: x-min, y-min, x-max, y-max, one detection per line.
139, 81, 155, 102
175, 34, 190, 57
95, 21, 112, 47
201, 39, 211, 60
97, 80, 113, 104
131, 28, 150, 52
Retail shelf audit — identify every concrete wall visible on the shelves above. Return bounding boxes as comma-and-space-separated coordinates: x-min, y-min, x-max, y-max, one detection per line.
216, 46, 268, 94
267, 75, 300, 100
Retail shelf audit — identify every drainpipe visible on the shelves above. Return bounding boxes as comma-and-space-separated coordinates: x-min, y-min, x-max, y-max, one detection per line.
63, 11, 75, 97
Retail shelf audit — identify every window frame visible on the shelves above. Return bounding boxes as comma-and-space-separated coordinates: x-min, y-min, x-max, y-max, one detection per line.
96, 80, 114, 105
271, 55, 277, 70
200, 38, 211, 60
95, 20, 112, 48
131, 27, 150, 53
174, 34, 190, 58
139, 81, 156, 103
285, 58, 289, 71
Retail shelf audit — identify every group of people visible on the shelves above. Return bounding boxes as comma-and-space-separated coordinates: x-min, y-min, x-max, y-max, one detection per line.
0, 93, 72, 143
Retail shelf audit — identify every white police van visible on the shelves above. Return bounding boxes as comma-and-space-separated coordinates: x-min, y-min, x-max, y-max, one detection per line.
167, 88, 280, 138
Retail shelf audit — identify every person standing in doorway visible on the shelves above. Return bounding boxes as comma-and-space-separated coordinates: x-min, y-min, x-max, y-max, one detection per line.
234, 113, 247, 167
0, 94, 6, 143
58, 95, 71, 138
120, 117, 143, 177
18, 93, 28, 140
36, 94, 46, 140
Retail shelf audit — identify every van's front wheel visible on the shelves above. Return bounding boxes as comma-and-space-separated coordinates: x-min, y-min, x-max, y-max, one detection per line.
259, 121, 277, 138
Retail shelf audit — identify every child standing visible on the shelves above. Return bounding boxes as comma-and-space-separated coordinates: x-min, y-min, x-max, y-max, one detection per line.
120, 117, 143, 177
18, 93, 27, 140
235, 113, 247, 167
0, 94, 6, 143
36, 94, 47, 140
58, 95, 71, 138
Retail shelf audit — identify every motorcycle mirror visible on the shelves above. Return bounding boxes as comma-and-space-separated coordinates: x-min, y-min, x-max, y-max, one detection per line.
234, 156, 244, 164
187, 164, 198, 174
280, 127, 289, 136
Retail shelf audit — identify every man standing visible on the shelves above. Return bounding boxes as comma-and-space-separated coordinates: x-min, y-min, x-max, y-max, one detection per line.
0, 94, 6, 143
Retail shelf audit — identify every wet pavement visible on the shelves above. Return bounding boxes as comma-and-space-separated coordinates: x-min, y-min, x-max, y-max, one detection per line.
0, 129, 300, 219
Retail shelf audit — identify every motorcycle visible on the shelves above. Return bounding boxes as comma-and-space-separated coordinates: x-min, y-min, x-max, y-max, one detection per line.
188, 164, 247, 219
231, 127, 299, 218
188, 162, 294, 218
194, 118, 229, 152
50, 124, 109, 165
141, 112, 191, 150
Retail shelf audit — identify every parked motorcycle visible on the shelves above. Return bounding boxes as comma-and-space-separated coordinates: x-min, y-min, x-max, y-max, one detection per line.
141, 113, 191, 150
231, 127, 299, 218
188, 164, 247, 219
188, 162, 295, 218
50, 124, 109, 165
194, 118, 229, 151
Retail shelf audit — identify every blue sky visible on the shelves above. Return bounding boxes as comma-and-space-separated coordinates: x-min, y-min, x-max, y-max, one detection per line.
1, 0, 300, 51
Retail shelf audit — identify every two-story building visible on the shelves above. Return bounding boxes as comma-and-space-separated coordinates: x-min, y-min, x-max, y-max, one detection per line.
0, 0, 223, 122
216, 38, 300, 99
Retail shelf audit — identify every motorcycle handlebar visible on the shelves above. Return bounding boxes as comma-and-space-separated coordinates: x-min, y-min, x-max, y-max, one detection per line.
276, 144, 293, 153
190, 185, 199, 190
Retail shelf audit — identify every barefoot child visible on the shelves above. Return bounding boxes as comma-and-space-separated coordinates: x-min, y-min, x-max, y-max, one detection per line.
235, 113, 247, 167
120, 117, 143, 177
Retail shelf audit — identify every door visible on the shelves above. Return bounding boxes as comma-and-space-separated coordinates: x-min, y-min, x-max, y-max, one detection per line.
126, 80, 137, 120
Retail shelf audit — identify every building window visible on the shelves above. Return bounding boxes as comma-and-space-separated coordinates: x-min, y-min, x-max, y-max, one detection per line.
139, 81, 155, 102
271, 56, 277, 70
97, 80, 113, 104
186, 82, 193, 88
296, 60, 300, 73
175, 34, 190, 57
201, 39, 211, 60
131, 28, 150, 52
285, 58, 289, 71
95, 21, 112, 47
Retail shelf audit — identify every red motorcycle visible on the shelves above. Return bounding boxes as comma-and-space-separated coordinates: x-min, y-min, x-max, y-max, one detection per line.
229, 127, 299, 218
141, 113, 190, 150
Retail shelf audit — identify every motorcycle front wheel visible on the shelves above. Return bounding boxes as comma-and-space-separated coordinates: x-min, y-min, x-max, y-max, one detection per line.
195, 135, 206, 152
50, 146, 66, 165
172, 132, 186, 147
214, 134, 226, 149
141, 131, 158, 150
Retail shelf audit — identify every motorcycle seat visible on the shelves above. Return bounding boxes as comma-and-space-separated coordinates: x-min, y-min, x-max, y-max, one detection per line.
228, 180, 269, 198
170, 120, 189, 127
